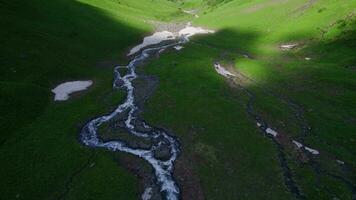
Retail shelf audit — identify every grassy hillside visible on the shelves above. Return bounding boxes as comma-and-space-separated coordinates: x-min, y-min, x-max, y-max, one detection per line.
0, 0, 179, 199
1, 0, 355, 199
143, 0, 356, 199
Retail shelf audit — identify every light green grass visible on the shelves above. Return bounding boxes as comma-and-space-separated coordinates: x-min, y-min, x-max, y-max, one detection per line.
142, 0, 356, 199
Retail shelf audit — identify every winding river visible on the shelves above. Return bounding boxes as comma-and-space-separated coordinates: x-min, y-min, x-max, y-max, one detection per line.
80, 24, 213, 200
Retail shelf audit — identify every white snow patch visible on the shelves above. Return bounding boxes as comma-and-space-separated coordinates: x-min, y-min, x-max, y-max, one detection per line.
305, 57, 311, 61
292, 140, 319, 155
304, 146, 319, 155
141, 187, 153, 200
266, 128, 278, 137
179, 26, 214, 38
183, 10, 196, 14
337, 160, 345, 165
292, 140, 303, 148
128, 25, 214, 56
128, 31, 175, 56
52, 80, 93, 101
280, 43, 298, 50
257, 122, 261, 127
214, 63, 236, 77
174, 45, 184, 51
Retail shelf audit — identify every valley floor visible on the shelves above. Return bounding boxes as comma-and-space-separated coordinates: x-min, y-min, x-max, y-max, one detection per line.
1, 0, 355, 199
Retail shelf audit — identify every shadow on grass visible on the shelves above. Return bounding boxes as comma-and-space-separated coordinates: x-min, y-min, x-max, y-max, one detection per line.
0, 0, 146, 145
0, 0, 151, 199
143, 23, 356, 199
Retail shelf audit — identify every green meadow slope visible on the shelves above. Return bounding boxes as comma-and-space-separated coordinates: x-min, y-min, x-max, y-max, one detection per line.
1, 0, 355, 199
144, 0, 356, 199
0, 0, 179, 199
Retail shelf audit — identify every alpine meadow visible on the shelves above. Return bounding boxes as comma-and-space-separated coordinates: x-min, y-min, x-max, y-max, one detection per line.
1, 0, 355, 200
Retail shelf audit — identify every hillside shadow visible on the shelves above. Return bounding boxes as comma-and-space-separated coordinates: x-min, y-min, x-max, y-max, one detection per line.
192, 28, 261, 55
0, 0, 159, 199
144, 24, 356, 199
0, 0, 148, 145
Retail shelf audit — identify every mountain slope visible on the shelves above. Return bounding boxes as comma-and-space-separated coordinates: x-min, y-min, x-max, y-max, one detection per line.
143, 0, 356, 199
0, 0, 179, 199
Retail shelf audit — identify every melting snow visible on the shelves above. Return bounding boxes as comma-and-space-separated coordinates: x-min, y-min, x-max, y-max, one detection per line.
337, 160, 345, 165
52, 80, 93, 101
292, 140, 303, 148
183, 10, 196, 14
266, 128, 278, 137
214, 63, 236, 77
128, 31, 175, 56
292, 140, 319, 155
280, 43, 298, 50
304, 146, 319, 155
178, 26, 214, 38
128, 25, 214, 56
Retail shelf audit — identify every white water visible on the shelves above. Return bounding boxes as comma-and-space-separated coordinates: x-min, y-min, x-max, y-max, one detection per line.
52, 80, 93, 101
81, 24, 214, 200
142, 187, 153, 200
174, 45, 184, 51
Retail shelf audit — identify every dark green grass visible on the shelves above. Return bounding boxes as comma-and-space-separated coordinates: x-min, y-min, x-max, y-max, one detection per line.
142, 1, 356, 199
144, 45, 293, 199
1, 0, 355, 199
0, 0, 179, 199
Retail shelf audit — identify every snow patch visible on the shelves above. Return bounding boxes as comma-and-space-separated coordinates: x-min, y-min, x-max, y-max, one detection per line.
280, 43, 298, 50
292, 140, 319, 155
337, 160, 345, 165
142, 187, 153, 200
292, 140, 303, 148
178, 26, 214, 39
128, 25, 214, 56
304, 146, 319, 155
305, 57, 311, 61
52, 80, 93, 101
128, 31, 175, 56
183, 10, 196, 14
266, 128, 278, 137
214, 63, 236, 77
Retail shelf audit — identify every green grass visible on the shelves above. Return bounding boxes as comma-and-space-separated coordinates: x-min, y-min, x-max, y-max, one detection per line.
1, 0, 356, 199
142, 0, 356, 199
144, 45, 293, 199
0, 0, 179, 199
